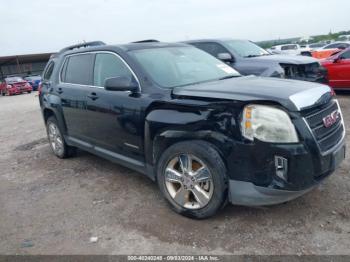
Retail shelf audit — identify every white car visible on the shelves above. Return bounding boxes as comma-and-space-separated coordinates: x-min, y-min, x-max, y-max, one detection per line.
268, 44, 311, 56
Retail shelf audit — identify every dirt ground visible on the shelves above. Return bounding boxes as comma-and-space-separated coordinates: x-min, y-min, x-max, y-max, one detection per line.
0, 92, 349, 255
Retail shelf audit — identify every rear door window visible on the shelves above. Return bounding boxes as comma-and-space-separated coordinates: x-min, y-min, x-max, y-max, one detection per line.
63, 54, 94, 85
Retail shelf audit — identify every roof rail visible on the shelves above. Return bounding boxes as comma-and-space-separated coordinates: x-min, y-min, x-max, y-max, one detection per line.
59, 41, 106, 53
131, 39, 160, 43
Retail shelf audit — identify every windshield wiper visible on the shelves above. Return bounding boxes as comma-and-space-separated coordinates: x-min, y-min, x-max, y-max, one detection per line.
219, 75, 240, 80
244, 54, 261, 58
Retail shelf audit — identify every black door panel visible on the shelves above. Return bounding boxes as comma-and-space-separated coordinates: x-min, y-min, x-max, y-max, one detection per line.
86, 88, 146, 161
59, 53, 94, 141
58, 83, 90, 141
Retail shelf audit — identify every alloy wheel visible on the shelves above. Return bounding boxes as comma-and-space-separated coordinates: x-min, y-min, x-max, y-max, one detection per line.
48, 122, 64, 156
164, 154, 214, 209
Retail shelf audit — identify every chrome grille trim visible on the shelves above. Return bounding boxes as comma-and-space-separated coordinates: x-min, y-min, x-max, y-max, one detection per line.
302, 99, 345, 156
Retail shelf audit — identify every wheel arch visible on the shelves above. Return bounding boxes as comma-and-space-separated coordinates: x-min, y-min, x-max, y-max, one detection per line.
152, 131, 229, 165
144, 108, 235, 177
42, 106, 68, 136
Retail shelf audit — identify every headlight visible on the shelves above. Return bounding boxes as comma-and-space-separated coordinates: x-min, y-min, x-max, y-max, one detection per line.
241, 105, 299, 143
7, 85, 12, 89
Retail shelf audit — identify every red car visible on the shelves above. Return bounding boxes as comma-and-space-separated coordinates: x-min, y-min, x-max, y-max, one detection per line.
321, 48, 350, 90
0, 76, 33, 96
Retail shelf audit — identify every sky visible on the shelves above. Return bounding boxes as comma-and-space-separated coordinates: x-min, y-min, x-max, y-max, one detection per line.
0, 0, 349, 56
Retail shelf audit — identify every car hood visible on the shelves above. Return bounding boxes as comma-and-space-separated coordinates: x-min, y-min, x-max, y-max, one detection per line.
173, 76, 332, 111
246, 54, 317, 65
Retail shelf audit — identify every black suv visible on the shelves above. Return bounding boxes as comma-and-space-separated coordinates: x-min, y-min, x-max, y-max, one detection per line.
39, 41, 345, 219
185, 39, 328, 83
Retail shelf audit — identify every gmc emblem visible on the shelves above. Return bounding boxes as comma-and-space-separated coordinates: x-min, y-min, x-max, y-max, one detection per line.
323, 110, 340, 128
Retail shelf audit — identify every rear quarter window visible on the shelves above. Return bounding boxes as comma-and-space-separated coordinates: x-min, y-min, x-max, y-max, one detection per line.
43, 62, 55, 81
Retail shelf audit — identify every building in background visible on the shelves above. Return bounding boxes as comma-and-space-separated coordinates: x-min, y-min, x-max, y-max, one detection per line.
0, 53, 53, 80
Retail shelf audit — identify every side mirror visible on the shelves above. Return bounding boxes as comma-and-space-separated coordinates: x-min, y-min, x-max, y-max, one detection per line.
333, 56, 341, 63
217, 53, 234, 63
104, 76, 139, 92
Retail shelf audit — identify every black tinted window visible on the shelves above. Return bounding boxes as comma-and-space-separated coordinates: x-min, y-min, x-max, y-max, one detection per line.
93, 53, 133, 87
64, 54, 94, 85
192, 42, 229, 58
326, 43, 350, 49
281, 45, 297, 50
43, 62, 54, 80
341, 51, 350, 59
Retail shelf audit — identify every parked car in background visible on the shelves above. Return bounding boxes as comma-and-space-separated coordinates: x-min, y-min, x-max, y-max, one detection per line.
312, 42, 350, 59
338, 35, 350, 41
308, 42, 326, 50
269, 44, 311, 56
269, 44, 300, 55
24, 75, 42, 91
185, 39, 328, 83
39, 41, 345, 218
321, 47, 350, 90
0, 76, 32, 96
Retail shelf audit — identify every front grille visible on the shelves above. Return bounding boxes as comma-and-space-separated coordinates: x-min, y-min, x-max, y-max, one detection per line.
303, 99, 344, 152
281, 63, 327, 83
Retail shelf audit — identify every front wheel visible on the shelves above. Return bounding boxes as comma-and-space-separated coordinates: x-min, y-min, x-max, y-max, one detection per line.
157, 140, 228, 219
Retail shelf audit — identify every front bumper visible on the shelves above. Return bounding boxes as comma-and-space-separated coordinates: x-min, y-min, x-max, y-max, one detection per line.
228, 135, 346, 206
8, 88, 21, 95
229, 179, 316, 206
280, 63, 328, 84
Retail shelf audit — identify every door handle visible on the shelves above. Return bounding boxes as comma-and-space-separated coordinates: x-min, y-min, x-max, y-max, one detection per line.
87, 92, 99, 100
57, 87, 63, 94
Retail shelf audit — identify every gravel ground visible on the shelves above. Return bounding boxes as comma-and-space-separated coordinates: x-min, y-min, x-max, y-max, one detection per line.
0, 92, 349, 255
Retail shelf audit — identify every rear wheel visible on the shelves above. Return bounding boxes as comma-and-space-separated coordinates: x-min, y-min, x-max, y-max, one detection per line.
28, 91, 32, 94
46, 116, 76, 158
157, 140, 227, 219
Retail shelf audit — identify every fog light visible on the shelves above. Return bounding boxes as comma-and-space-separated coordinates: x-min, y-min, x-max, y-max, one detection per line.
275, 156, 288, 181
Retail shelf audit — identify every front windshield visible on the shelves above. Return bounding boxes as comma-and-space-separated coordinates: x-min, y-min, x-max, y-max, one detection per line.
25, 76, 41, 80
224, 40, 270, 58
130, 46, 240, 88
5, 77, 24, 83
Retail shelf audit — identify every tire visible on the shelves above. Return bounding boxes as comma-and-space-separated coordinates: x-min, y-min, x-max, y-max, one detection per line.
46, 116, 76, 158
28, 91, 32, 94
157, 140, 228, 219
1, 91, 4, 96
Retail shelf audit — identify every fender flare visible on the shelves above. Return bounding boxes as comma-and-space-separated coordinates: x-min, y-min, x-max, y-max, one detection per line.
41, 94, 67, 136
